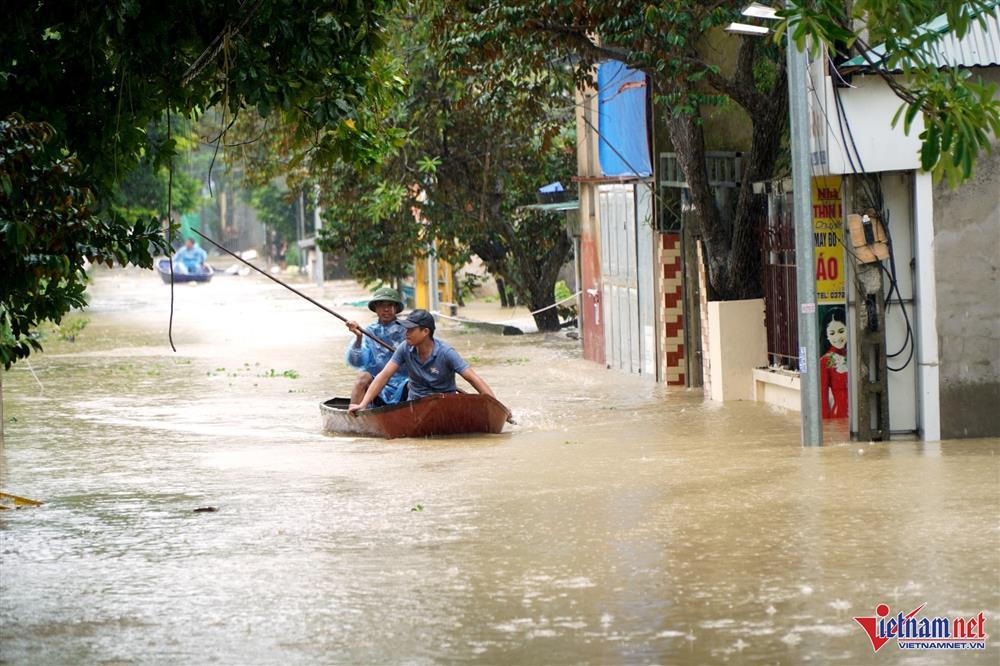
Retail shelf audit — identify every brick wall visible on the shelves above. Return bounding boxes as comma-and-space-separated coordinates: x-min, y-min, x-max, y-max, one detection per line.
660, 233, 685, 385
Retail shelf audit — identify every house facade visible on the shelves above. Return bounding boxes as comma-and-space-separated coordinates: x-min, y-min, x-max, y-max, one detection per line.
572, 7, 999, 441
804, 5, 1000, 439
574, 62, 690, 385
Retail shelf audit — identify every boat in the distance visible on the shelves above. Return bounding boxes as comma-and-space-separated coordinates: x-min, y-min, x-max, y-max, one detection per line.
320, 393, 511, 439
156, 258, 214, 284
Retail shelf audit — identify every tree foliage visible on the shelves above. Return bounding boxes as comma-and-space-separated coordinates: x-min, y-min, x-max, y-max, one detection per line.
318, 168, 422, 283
113, 119, 203, 222
1, 0, 396, 365
406, 6, 577, 329
453, 0, 1000, 299
449, 0, 789, 301
0, 116, 163, 368
249, 180, 299, 246
234, 4, 577, 330
780, 0, 1000, 186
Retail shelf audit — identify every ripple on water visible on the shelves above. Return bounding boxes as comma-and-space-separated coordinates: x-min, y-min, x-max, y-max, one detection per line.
2, 270, 998, 665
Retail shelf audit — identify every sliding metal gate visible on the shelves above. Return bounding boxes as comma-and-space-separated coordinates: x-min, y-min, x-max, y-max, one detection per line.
599, 183, 656, 376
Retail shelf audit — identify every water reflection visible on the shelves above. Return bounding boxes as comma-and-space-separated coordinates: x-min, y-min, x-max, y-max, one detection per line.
1, 268, 997, 664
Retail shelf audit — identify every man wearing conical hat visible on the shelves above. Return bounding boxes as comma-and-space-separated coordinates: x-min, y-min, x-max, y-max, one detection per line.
344, 287, 409, 405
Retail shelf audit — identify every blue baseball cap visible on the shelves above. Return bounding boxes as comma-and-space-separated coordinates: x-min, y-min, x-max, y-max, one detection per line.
398, 309, 435, 331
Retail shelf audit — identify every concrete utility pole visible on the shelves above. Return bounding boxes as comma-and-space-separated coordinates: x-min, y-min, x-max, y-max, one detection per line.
786, 31, 823, 446
313, 184, 324, 286
427, 252, 438, 313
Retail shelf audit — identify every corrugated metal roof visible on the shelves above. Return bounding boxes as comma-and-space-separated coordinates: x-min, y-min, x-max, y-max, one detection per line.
841, 2, 1000, 70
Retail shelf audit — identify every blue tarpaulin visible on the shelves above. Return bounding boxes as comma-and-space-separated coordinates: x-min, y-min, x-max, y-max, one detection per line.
597, 62, 651, 178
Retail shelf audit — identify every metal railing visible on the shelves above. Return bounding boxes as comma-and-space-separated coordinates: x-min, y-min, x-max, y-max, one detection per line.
658, 152, 742, 232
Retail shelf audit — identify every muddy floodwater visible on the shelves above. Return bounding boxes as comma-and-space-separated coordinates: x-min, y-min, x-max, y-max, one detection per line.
2, 268, 998, 665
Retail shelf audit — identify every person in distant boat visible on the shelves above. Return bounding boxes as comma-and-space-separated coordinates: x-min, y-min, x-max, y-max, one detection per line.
173, 238, 208, 275
348, 309, 496, 415
345, 287, 409, 406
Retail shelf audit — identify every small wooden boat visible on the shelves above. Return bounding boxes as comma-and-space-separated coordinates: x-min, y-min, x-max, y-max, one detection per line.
320, 393, 512, 439
156, 258, 214, 284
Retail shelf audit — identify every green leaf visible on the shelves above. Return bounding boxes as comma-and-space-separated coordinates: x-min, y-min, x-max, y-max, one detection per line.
920, 123, 941, 171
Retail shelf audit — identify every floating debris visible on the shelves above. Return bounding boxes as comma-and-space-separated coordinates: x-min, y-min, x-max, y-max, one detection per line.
0, 492, 43, 509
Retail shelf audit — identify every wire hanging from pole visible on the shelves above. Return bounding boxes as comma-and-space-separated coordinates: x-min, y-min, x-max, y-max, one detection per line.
831, 84, 915, 371
167, 109, 177, 353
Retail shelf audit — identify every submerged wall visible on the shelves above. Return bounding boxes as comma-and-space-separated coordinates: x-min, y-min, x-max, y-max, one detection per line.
933, 129, 1000, 438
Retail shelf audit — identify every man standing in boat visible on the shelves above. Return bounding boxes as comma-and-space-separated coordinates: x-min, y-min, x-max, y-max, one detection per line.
345, 287, 409, 406
348, 309, 497, 414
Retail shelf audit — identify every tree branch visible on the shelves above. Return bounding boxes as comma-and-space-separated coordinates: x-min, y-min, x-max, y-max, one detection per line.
701, 36, 767, 116
522, 20, 635, 65
181, 0, 266, 87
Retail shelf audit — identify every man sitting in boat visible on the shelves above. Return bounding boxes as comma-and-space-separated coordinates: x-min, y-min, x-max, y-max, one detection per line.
345, 287, 409, 406
172, 238, 208, 275
348, 309, 497, 414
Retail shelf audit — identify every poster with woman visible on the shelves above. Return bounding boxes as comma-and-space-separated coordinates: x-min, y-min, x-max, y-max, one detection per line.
819, 305, 848, 419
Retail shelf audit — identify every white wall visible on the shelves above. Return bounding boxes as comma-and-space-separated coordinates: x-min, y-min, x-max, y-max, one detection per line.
707, 299, 767, 402
809, 59, 924, 175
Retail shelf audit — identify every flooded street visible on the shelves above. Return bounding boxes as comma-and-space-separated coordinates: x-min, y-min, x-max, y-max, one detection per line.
2, 268, 998, 664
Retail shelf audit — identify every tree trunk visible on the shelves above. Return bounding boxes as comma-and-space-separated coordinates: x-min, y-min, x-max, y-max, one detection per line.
728, 66, 788, 300
662, 62, 788, 302
528, 286, 561, 331
453, 272, 465, 307
506, 226, 572, 332
496, 277, 509, 307
665, 108, 735, 300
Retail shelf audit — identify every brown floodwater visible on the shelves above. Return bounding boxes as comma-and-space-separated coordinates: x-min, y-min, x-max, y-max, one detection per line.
1, 267, 998, 664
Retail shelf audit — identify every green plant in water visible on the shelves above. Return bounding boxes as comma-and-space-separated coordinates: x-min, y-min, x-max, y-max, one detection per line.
410, 504, 424, 512
56, 316, 89, 342
554, 280, 577, 322
260, 368, 299, 379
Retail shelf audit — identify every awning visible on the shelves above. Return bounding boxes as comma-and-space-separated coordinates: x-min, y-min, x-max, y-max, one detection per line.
518, 200, 580, 212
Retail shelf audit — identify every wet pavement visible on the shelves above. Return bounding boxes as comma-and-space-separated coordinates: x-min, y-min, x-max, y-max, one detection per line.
1, 267, 998, 664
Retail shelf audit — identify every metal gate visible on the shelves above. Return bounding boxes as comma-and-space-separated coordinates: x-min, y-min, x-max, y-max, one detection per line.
761, 184, 800, 370
599, 183, 656, 376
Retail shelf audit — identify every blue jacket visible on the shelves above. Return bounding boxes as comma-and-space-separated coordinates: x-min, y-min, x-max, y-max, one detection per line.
175, 244, 207, 269
345, 320, 408, 403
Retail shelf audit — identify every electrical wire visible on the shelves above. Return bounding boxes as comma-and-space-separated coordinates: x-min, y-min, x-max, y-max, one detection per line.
827, 54, 857, 89
830, 83, 916, 371
167, 110, 177, 353
805, 64, 851, 169
578, 113, 655, 196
